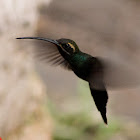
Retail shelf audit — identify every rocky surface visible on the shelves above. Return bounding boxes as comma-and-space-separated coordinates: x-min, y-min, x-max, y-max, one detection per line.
0, 0, 52, 139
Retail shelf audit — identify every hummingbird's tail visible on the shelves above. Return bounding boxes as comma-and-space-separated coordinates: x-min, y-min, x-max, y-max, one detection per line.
89, 83, 108, 125
101, 111, 108, 125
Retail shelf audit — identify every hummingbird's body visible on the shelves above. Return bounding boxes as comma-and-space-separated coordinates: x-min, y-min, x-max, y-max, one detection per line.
16, 37, 108, 124
66, 52, 92, 80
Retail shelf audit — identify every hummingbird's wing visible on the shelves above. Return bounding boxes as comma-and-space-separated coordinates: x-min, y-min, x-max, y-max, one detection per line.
89, 84, 108, 125
88, 58, 108, 124
97, 49, 140, 89
32, 39, 72, 70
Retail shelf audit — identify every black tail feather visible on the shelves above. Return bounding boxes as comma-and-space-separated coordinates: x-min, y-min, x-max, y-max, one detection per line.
89, 84, 108, 124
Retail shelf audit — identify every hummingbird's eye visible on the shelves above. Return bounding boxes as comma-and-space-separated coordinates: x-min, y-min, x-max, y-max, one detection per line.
66, 44, 70, 48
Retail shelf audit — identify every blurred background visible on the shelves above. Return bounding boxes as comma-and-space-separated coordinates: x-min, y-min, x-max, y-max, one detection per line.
1, 0, 140, 139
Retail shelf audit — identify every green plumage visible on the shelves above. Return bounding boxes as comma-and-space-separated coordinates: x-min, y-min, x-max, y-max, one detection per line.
68, 52, 93, 80
16, 37, 108, 125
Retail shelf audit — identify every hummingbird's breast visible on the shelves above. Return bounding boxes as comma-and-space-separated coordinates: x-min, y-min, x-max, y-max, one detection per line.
68, 52, 93, 81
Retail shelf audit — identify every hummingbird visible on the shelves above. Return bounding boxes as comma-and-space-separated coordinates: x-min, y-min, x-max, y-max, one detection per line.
16, 36, 140, 125
16, 37, 108, 124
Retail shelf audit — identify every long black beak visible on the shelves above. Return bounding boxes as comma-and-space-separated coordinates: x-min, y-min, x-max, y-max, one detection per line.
16, 37, 60, 46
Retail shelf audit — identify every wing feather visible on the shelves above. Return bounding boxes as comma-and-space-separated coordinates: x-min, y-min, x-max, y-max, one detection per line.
32, 40, 71, 70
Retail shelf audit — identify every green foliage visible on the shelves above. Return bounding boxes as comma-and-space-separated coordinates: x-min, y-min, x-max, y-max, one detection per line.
47, 80, 121, 140
53, 112, 97, 140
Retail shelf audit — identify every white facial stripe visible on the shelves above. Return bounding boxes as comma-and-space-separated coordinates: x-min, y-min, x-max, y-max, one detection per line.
68, 43, 75, 52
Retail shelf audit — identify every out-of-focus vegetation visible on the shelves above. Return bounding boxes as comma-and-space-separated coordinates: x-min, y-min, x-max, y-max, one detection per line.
46, 80, 140, 140
47, 80, 120, 140
52, 112, 120, 140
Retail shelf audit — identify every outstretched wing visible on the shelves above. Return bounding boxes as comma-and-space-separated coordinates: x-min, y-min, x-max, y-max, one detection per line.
17, 37, 71, 70
33, 39, 71, 70
89, 84, 108, 124
97, 49, 140, 89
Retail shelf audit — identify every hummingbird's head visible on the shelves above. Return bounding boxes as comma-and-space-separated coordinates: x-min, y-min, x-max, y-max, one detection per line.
56, 38, 79, 55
